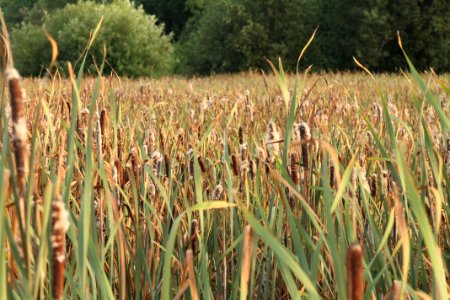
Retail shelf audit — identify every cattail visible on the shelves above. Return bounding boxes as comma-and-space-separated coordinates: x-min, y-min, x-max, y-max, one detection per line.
117, 127, 123, 160
95, 112, 103, 163
151, 151, 163, 176
256, 146, 266, 163
187, 148, 194, 177
240, 225, 254, 299
265, 121, 280, 162
249, 159, 256, 180
100, 108, 107, 151
130, 148, 140, 183
7, 68, 28, 194
290, 152, 300, 186
184, 219, 200, 255
148, 182, 156, 204
239, 142, 248, 162
370, 174, 377, 198
51, 197, 70, 300
330, 159, 335, 188
164, 153, 170, 178
298, 122, 311, 169
198, 155, 207, 173
238, 126, 244, 145
145, 128, 156, 154
78, 108, 89, 145
211, 183, 224, 200
346, 244, 364, 300
231, 154, 239, 176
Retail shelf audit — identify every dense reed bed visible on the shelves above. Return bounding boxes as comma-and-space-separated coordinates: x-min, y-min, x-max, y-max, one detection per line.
0, 31, 449, 299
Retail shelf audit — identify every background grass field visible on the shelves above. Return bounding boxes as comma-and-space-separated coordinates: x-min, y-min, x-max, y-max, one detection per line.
1, 31, 449, 299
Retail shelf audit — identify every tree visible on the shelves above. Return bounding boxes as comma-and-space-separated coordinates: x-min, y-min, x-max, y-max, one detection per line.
12, 0, 174, 77
178, 0, 316, 74
134, 0, 193, 40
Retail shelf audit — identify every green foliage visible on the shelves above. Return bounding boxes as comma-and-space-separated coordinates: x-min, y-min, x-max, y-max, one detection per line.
178, 0, 449, 74
177, 0, 316, 74
11, 0, 174, 77
134, 0, 193, 39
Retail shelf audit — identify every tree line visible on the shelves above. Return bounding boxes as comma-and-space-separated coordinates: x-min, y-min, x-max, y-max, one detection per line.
1, 0, 448, 76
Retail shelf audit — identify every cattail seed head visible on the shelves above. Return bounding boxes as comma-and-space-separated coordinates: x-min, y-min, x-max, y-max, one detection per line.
330, 159, 335, 187
298, 122, 311, 141
7, 67, 29, 190
298, 122, 310, 169
370, 174, 377, 198
51, 197, 70, 300
100, 108, 107, 150
198, 155, 207, 173
290, 152, 300, 186
211, 183, 224, 200
249, 159, 256, 180
265, 121, 280, 161
231, 154, 239, 176
346, 244, 364, 300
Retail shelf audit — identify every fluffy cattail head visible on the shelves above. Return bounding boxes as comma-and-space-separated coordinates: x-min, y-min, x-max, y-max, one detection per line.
298, 122, 311, 141
51, 197, 70, 300
290, 152, 300, 186
7, 67, 29, 186
211, 183, 224, 200
265, 121, 280, 161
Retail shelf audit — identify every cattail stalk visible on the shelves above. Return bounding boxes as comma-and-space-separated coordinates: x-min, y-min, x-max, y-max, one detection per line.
186, 250, 199, 300
346, 244, 364, 300
240, 225, 254, 300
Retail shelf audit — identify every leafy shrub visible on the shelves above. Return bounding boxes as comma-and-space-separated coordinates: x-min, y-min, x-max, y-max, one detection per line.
12, 0, 174, 77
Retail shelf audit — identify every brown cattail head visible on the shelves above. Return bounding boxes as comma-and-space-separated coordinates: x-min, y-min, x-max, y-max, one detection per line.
330, 159, 335, 188
197, 155, 207, 173
238, 126, 244, 145
7, 68, 29, 191
298, 122, 310, 169
51, 197, 70, 300
183, 219, 200, 255
346, 244, 364, 300
370, 174, 377, 198
231, 154, 239, 176
95, 112, 103, 162
290, 152, 300, 186
100, 108, 107, 150
239, 142, 248, 162
164, 153, 170, 178
117, 127, 123, 160
151, 151, 163, 176
249, 159, 256, 180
